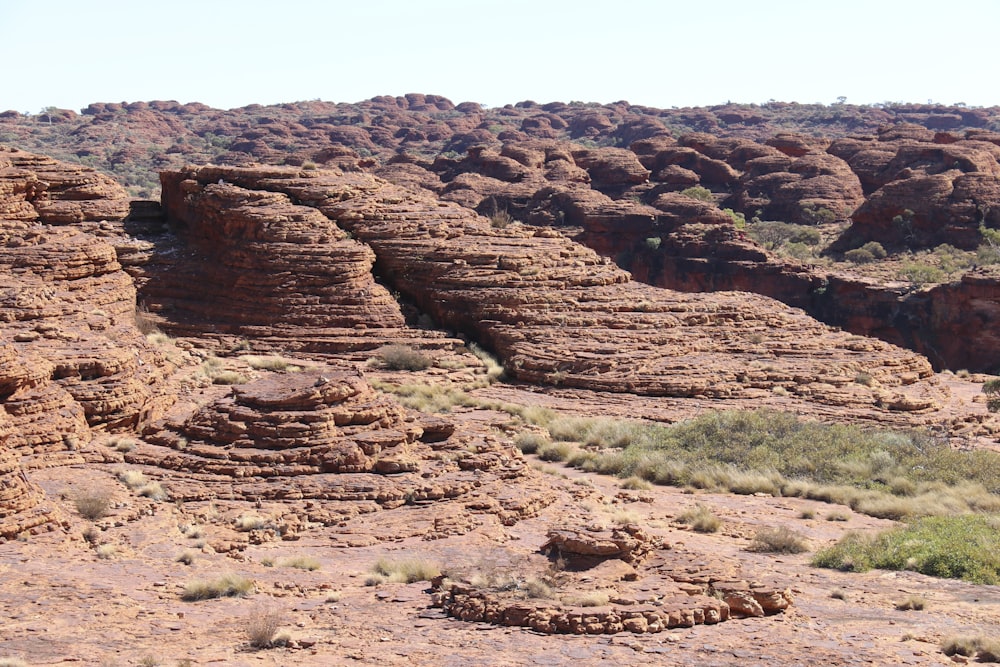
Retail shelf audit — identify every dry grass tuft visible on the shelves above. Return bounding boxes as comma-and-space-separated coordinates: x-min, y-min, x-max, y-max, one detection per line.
371, 558, 441, 584
895, 595, 927, 611
677, 503, 722, 533
748, 526, 810, 554
182, 573, 254, 601
246, 604, 285, 649
280, 555, 322, 571
74, 488, 113, 520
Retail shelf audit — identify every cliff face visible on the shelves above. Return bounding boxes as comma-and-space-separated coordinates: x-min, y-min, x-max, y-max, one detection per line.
159, 165, 945, 414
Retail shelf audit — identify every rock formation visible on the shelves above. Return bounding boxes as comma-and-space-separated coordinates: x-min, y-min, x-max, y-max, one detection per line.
159, 165, 945, 413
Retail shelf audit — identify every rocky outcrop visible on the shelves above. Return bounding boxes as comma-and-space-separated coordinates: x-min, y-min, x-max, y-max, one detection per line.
430, 528, 792, 634
148, 166, 418, 355
160, 166, 945, 413
0, 149, 171, 450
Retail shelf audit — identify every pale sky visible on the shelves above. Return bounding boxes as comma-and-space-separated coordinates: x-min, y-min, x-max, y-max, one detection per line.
2, 0, 997, 114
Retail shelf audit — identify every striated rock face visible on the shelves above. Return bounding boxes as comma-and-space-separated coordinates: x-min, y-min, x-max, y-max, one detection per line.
148, 166, 409, 353
0, 442, 61, 539
161, 165, 944, 412
129, 365, 548, 528
0, 150, 171, 454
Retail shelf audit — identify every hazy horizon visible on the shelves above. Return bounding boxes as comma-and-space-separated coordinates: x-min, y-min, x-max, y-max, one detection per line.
3, 0, 999, 114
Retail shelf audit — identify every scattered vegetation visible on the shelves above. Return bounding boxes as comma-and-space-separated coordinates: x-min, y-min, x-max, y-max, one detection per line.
95, 543, 117, 559
182, 573, 254, 601
747, 221, 822, 250
74, 488, 112, 520
679, 186, 714, 201
371, 380, 475, 413
516, 408, 1000, 520
200, 356, 250, 385
370, 558, 441, 584
490, 210, 515, 229
676, 503, 722, 533
812, 514, 1000, 584
562, 590, 611, 607
941, 635, 1000, 662
748, 526, 810, 554
375, 345, 432, 371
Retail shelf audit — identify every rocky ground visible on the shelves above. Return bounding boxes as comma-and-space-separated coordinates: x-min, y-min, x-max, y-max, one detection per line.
2, 110, 1000, 666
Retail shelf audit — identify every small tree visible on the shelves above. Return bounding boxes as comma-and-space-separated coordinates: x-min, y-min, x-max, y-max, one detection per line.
983, 379, 1000, 412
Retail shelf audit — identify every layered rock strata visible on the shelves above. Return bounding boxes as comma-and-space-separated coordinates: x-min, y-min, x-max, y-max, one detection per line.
131, 367, 538, 523
431, 527, 792, 634
161, 166, 945, 412
0, 149, 171, 454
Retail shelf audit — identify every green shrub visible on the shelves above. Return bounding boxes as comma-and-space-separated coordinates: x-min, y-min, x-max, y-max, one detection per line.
899, 262, 945, 284
514, 432, 550, 454
679, 186, 714, 201
860, 241, 887, 258
844, 248, 875, 264
813, 514, 1000, 584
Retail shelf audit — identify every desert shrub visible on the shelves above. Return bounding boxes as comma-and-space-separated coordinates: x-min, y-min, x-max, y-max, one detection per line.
234, 514, 269, 532
941, 635, 1000, 661
95, 543, 117, 559
468, 342, 505, 383
373, 380, 474, 413
246, 605, 286, 649
74, 488, 112, 520
680, 186, 714, 201
182, 573, 254, 600
800, 204, 837, 224
240, 355, 303, 372
619, 476, 652, 491
644, 236, 662, 250
813, 514, 1000, 584
860, 241, 887, 258
562, 590, 611, 607
118, 470, 147, 489
210, 370, 249, 385
376, 345, 432, 371
895, 595, 927, 611
514, 432, 549, 454
799, 508, 816, 519
520, 577, 554, 599
983, 378, 1000, 413
107, 436, 136, 453
536, 441, 574, 462
677, 503, 721, 533
280, 556, 321, 571
175, 550, 197, 565
0, 658, 29, 667
137, 481, 168, 501
490, 210, 514, 228
844, 248, 875, 264
748, 526, 809, 554
933, 243, 975, 274
134, 304, 159, 335
899, 261, 945, 284
371, 558, 441, 584
825, 510, 850, 522
722, 208, 746, 228
977, 242, 1000, 265
748, 221, 821, 249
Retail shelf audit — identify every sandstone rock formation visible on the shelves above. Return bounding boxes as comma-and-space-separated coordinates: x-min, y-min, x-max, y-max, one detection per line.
159, 165, 945, 413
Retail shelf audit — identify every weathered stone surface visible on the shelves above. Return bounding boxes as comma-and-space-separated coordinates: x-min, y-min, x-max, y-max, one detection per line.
160, 166, 944, 413
0, 150, 171, 454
